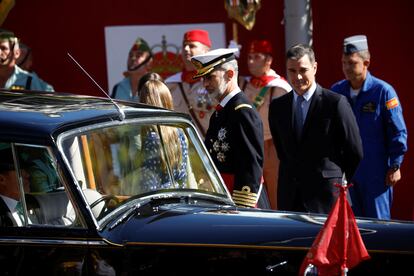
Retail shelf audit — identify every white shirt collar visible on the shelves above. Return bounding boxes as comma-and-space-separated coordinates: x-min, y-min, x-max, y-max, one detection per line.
0, 194, 18, 212
220, 88, 241, 107
293, 82, 316, 102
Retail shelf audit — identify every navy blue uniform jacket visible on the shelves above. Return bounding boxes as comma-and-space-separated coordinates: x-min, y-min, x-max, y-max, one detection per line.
205, 92, 264, 207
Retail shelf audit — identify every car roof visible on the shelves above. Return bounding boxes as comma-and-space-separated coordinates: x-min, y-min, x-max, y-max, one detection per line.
0, 90, 190, 143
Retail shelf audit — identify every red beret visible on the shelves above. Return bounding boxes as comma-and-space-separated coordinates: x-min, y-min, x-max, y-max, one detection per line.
248, 40, 273, 54
183, 29, 211, 48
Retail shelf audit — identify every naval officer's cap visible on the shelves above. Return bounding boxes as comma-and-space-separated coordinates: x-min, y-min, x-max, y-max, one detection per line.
191, 48, 239, 79
343, 35, 369, 54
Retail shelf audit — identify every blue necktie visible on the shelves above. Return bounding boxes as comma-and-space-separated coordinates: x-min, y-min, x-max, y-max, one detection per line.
294, 95, 305, 140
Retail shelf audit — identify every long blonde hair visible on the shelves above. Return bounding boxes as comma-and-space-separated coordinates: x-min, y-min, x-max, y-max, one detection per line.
139, 79, 174, 110
139, 78, 182, 170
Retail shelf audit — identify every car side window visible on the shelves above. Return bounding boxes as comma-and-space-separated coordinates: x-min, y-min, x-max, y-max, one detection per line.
0, 142, 82, 228
0, 143, 28, 227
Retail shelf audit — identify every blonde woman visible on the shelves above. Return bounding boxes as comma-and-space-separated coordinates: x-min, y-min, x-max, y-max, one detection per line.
138, 75, 188, 191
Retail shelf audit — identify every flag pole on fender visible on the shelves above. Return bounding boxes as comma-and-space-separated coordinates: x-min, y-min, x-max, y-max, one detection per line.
299, 182, 370, 275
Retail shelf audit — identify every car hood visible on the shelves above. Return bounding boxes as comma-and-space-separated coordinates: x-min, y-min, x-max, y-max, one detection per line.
100, 203, 414, 252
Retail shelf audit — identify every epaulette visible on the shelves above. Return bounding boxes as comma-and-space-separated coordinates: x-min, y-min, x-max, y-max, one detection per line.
232, 186, 257, 207
10, 85, 25, 90
234, 104, 252, 111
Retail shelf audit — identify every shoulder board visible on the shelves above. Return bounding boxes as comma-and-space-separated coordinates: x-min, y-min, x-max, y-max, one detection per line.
232, 186, 258, 207
10, 85, 25, 90
234, 104, 252, 110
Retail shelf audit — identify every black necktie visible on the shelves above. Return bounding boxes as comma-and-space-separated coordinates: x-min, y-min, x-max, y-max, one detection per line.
294, 95, 305, 140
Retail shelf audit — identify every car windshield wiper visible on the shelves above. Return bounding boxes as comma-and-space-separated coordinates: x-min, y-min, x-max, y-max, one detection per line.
107, 194, 188, 231
107, 201, 142, 230
107, 193, 233, 231
141, 192, 233, 208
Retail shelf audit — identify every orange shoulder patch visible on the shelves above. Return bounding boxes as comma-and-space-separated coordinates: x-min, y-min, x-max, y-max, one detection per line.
386, 97, 399, 110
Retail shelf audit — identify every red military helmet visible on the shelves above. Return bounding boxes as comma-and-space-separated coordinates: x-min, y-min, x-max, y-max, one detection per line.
248, 39, 273, 55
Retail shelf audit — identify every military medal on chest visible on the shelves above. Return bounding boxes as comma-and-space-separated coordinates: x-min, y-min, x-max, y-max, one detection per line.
210, 127, 229, 162
195, 87, 213, 118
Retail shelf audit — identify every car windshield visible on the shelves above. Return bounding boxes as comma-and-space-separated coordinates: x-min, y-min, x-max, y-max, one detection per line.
59, 118, 228, 222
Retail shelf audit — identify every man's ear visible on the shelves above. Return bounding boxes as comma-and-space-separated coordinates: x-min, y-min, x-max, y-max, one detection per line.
265, 55, 273, 66
14, 48, 20, 60
226, 69, 234, 80
363, 59, 370, 68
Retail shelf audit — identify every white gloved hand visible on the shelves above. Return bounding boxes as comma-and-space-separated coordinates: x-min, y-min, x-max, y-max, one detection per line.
228, 40, 242, 58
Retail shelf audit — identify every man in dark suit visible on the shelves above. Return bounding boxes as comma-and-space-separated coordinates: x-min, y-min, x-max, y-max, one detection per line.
0, 146, 31, 226
191, 48, 266, 208
268, 44, 363, 214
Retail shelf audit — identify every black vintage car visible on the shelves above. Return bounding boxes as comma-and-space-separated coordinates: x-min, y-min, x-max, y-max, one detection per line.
0, 90, 412, 275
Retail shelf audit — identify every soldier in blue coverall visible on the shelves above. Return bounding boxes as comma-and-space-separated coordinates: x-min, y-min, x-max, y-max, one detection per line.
331, 35, 408, 220
0, 30, 54, 91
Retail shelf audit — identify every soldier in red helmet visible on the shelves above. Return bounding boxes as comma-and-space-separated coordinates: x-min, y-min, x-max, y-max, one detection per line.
165, 29, 218, 137
239, 39, 292, 210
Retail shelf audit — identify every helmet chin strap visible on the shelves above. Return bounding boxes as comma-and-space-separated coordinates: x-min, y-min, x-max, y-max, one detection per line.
127, 54, 152, 72
0, 51, 13, 65
0, 39, 16, 65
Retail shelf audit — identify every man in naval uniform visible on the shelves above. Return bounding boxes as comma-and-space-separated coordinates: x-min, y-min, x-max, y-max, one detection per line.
240, 40, 292, 210
191, 48, 266, 208
165, 29, 217, 137
111, 37, 153, 101
0, 30, 54, 91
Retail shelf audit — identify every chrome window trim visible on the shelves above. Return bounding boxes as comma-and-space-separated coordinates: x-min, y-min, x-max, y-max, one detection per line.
0, 237, 108, 246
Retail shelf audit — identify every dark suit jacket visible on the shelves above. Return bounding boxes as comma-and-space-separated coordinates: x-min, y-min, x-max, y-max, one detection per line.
268, 84, 363, 213
0, 197, 16, 227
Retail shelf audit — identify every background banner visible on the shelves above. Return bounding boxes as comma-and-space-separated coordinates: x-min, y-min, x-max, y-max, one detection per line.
105, 23, 226, 92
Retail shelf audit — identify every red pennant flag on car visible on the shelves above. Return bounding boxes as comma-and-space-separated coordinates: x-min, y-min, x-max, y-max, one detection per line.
299, 183, 370, 276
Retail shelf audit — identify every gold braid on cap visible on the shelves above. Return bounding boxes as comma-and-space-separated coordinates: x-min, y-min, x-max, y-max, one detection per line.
192, 57, 227, 79
192, 53, 236, 79
232, 186, 257, 208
